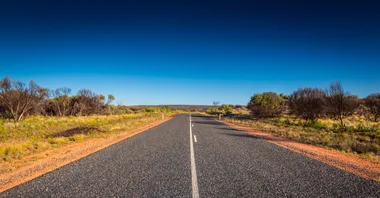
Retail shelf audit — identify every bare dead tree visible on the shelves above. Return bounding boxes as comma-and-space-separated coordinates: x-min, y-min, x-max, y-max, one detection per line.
325, 82, 359, 128
364, 93, 380, 122
0, 77, 48, 121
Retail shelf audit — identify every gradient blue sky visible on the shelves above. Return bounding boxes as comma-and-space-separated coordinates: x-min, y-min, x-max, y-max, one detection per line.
1, 0, 379, 105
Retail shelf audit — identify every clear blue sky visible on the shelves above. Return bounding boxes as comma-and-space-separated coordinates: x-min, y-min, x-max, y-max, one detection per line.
1, 0, 379, 105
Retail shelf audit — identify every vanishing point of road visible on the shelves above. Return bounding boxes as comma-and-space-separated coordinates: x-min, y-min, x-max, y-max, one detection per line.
1, 115, 379, 197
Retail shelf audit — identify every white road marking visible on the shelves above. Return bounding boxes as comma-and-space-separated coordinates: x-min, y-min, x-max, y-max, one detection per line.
189, 114, 199, 198
194, 135, 197, 143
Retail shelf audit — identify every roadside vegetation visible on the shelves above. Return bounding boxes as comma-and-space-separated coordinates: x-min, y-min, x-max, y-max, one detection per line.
0, 113, 167, 164
0, 76, 192, 166
207, 82, 380, 162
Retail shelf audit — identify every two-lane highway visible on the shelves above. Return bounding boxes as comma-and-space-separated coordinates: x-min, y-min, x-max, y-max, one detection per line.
1, 114, 379, 197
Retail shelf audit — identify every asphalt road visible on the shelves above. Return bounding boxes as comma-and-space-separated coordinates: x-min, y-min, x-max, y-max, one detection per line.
1, 114, 379, 197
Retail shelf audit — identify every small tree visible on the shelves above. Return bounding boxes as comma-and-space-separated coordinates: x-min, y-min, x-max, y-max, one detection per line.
325, 82, 359, 127
220, 104, 233, 116
289, 88, 326, 121
364, 93, 380, 122
0, 77, 48, 121
107, 94, 115, 105
247, 92, 284, 118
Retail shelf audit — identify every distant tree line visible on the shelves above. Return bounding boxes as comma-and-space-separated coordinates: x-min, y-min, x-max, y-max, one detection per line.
206, 103, 234, 116
246, 81, 380, 127
0, 77, 115, 121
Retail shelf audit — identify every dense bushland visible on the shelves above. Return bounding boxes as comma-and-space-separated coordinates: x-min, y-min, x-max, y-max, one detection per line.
0, 77, 202, 123
0, 77, 116, 121
243, 82, 376, 128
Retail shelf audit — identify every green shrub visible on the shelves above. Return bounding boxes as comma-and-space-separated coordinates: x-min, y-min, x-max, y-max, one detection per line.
220, 104, 233, 116
247, 92, 284, 118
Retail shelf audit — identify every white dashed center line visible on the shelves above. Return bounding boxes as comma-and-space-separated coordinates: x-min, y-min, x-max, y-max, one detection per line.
189, 114, 199, 198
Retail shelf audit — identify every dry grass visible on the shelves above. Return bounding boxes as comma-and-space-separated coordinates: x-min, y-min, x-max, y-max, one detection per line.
0, 113, 170, 164
224, 114, 380, 163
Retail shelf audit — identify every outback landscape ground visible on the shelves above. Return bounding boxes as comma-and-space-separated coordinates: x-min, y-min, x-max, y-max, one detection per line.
1, 114, 379, 197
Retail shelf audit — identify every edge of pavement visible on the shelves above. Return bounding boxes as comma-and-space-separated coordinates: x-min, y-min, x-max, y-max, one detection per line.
0, 114, 177, 193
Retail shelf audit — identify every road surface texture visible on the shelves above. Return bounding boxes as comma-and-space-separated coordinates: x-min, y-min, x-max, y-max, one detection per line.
1, 114, 379, 197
